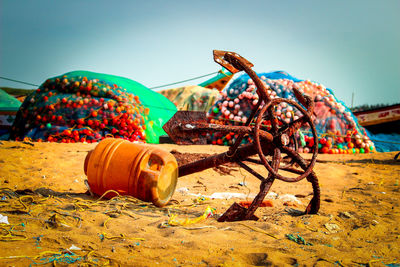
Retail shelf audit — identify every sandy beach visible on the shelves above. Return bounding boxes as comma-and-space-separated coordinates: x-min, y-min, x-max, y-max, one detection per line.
0, 140, 399, 266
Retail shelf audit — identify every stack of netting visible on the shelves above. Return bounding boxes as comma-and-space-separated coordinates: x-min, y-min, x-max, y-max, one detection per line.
207, 71, 375, 154
10, 71, 176, 143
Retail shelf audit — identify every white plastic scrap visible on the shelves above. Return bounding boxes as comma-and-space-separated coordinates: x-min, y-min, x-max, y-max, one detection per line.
266, 191, 278, 199
0, 214, 9, 225
176, 187, 190, 195
278, 194, 301, 204
68, 244, 82, 250
184, 124, 196, 129
209, 192, 255, 199
176, 188, 258, 200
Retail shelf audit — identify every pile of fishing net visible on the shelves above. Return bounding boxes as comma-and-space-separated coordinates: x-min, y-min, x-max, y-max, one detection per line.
10, 71, 176, 143
207, 71, 375, 154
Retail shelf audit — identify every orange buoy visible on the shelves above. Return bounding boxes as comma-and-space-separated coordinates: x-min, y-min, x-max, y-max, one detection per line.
84, 138, 178, 207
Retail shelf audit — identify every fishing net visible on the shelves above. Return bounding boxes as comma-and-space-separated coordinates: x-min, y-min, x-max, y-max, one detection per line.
9, 71, 176, 143
207, 71, 375, 154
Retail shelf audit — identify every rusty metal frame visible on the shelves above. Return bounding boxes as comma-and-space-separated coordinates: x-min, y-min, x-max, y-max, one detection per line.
163, 50, 320, 221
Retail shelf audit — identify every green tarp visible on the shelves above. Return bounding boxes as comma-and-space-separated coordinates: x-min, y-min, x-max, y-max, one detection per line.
0, 89, 21, 111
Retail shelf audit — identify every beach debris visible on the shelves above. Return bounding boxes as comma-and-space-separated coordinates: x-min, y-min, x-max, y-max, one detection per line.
33, 235, 43, 247
45, 214, 71, 229
192, 196, 209, 204
22, 141, 34, 146
239, 222, 278, 239
98, 232, 145, 242
182, 225, 217, 230
284, 208, 305, 216
98, 233, 105, 241
283, 201, 298, 207
164, 50, 321, 222
266, 192, 278, 199
302, 223, 318, 232
209, 192, 251, 200
0, 227, 27, 242
181, 225, 231, 231
285, 234, 312, 245
34, 251, 82, 265
175, 189, 255, 200
166, 205, 216, 226
176, 187, 190, 195
239, 200, 273, 208
338, 211, 353, 219
278, 194, 301, 204
68, 244, 82, 251
0, 214, 9, 225
324, 223, 341, 233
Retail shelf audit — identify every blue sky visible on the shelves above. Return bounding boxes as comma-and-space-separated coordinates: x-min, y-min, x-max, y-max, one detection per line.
1, 0, 399, 107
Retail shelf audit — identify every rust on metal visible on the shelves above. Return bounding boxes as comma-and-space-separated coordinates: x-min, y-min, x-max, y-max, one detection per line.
163, 50, 321, 221
163, 111, 208, 145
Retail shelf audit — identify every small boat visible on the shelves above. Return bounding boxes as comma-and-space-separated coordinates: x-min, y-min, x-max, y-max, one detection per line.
354, 104, 400, 133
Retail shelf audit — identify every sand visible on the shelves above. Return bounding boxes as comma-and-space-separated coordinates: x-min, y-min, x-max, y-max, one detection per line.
0, 140, 399, 266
